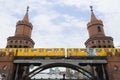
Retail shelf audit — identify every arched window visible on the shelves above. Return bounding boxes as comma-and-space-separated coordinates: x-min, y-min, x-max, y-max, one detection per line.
98, 26, 101, 32
20, 40, 22, 43
103, 45, 106, 48
108, 45, 111, 48
14, 45, 17, 48
19, 45, 22, 48
10, 41, 13, 43
98, 45, 101, 48
92, 46, 96, 48
98, 40, 100, 43
103, 40, 105, 43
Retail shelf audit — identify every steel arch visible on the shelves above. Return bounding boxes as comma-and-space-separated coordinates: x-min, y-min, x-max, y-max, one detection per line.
24, 63, 95, 80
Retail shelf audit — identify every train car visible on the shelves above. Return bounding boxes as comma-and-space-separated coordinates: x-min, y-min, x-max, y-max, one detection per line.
66, 48, 116, 58
15, 48, 65, 59
0, 48, 65, 59
103, 48, 120, 56
95, 48, 107, 56
67, 48, 89, 58
0, 48, 17, 56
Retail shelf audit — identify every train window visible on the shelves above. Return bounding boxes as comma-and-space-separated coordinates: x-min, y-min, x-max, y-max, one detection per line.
104, 49, 109, 52
61, 48, 64, 52
111, 49, 115, 52
74, 49, 78, 52
80, 49, 87, 52
68, 49, 72, 52
0, 49, 2, 52
117, 49, 120, 52
39, 49, 44, 52
6, 48, 9, 52
11, 48, 14, 52
54, 49, 58, 52
96, 49, 102, 52
31, 49, 37, 52
24, 48, 28, 52
46, 49, 52, 52
18, 48, 22, 52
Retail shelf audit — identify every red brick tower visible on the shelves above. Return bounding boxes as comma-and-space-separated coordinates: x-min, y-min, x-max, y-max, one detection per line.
6, 6, 34, 48
85, 6, 114, 48
0, 53, 14, 80
85, 6, 115, 80
2, 7, 35, 80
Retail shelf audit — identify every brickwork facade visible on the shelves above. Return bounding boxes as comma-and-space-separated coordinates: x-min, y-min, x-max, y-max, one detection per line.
0, 53, 14, 80
107, 57, 120, 80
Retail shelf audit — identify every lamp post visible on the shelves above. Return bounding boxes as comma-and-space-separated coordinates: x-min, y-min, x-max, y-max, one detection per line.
63, 74, 65, 80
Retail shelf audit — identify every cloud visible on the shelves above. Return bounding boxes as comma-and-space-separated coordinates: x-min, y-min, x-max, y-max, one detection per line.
32, 12, 87, 48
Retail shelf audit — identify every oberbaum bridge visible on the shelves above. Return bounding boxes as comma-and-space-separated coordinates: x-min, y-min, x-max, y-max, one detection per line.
0, 6, 120, 80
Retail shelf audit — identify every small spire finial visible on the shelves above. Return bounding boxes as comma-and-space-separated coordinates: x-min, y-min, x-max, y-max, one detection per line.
90, 6, 93, 12
27, 6, 29, 12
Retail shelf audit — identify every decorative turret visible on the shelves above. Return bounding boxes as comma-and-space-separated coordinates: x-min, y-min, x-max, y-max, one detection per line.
85, 6, 114, 48
6, 6, 35, 48
87, 6, 105, 38
23, 6, 29, 22
15, 6, 33, 38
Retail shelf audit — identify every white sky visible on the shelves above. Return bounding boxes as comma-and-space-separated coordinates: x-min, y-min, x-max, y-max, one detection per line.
0, 0, 120, 48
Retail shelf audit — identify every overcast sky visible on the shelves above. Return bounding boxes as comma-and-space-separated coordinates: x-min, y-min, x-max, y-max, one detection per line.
0, 0, 120, 48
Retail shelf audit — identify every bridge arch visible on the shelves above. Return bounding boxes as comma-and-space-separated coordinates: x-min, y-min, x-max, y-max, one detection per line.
25, 63, 95, 80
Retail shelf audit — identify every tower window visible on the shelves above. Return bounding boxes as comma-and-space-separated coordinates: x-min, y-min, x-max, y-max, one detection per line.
15, 40, 17, 43
20, 40, 22, 43
103, 45, 106, 48
98, 26, 101, 32
26, 41, 28, 44
92, 41, 94, 44
98, 45, 101, 48
103, 40, 105, 43
98, 40, 100, 43
108, 45, 111, 48
92, 46, 96, 48
14, 45, 17, 48
9, 45, 12, 48
19, 45, 22, 48
10, 41, 13, 43
108, 40, 110, 43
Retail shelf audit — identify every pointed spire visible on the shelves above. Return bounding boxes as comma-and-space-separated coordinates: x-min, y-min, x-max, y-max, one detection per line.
23, 6, 29, 22
90, 6, 98, 22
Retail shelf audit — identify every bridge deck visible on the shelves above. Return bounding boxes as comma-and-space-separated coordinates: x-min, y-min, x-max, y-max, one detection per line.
14, 56, 107, 65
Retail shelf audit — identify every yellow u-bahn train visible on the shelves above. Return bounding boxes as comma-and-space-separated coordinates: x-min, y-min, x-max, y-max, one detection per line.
0, 48, 120, 58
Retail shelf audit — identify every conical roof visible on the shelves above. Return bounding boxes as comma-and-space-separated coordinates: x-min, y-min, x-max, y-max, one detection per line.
22, 6, 29, 22
87, 6, 103, 27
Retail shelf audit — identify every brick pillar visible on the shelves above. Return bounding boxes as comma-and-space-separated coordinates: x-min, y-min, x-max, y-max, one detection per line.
107, 57, 120, 80
0, 53, 14, 80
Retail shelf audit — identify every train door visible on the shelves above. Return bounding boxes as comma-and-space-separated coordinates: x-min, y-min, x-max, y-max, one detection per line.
88, 48, 96, 56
